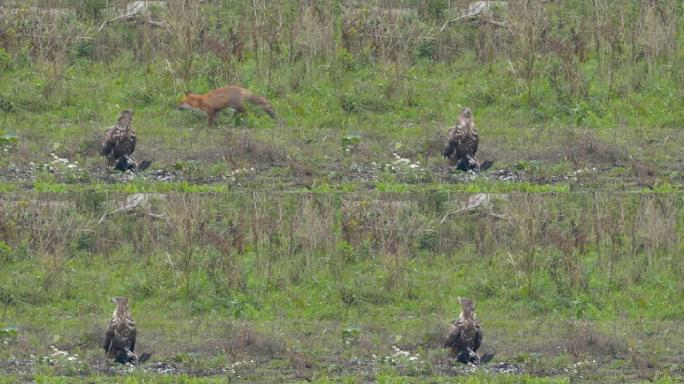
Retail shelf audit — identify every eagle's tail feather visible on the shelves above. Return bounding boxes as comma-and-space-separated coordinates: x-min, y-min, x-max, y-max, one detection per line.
119, 349, 152, 365
136, 160, 152, 172
479, 160, 494, 172
137, 352, 152, 364
479, 352, 495, 364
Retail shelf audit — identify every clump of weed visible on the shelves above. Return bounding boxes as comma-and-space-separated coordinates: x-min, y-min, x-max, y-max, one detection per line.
561, 128, 628, 167
0, 129, 17, 153
222, 131, 287, 168
421, 319, 448, 349
221, 322, 286, 359
563, 321, 627, 360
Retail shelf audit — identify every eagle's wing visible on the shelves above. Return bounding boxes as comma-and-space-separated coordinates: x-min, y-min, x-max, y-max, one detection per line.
101, 128, 115, 157
444, 321, 462, 348
103, 321, 114, 352
444, 127, 464, 159
473, 323, 482, 352
129, 133, 136, 156
443, 145, 455, 159
443, 128, 454, 158
471, 128, 479, 157
129, 324, 137, 353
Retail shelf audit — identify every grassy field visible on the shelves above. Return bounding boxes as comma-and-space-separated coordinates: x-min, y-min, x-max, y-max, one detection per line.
1, 1, 683, 192
1, 1, 684, 383
1, 193, 683, 382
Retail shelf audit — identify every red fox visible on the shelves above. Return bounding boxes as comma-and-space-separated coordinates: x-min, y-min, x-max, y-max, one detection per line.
178, 86, 276, 127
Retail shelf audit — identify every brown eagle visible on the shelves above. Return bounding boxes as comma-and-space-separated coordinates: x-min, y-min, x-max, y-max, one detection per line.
444, 297, 494, 364
443, 107, 493, 172
101, 110, 151, 172
104, 297, 151, 364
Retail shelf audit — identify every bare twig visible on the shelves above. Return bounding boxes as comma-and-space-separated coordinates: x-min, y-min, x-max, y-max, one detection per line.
439, 194, 508, 223
440, 3, 484, 31
98, 205, 139, 224
98, 8, 166, 32
96, 205, 168, 224
98, 11, 141, 32
97, 194, 167, 224
440, 206, 476, 224
440, 14, 474, 32
144, 19, 167, 28
485, 19, 508, 28
440, 2, 509, 32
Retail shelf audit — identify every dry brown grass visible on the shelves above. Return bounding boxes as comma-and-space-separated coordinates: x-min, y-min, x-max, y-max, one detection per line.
288, 349, 314, 380
2, 193, 680, 295
222, 130, 287, 168
561, 128, 628, 167
221, 322, 286, 359
563, 321, 627, 359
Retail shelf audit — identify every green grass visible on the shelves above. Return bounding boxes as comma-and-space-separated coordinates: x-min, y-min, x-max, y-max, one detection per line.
1, 1, 684, 382
0, 373, 584, 383
1, 193, 682, 382
1, 34, 683, 192
18, 179, 572, 193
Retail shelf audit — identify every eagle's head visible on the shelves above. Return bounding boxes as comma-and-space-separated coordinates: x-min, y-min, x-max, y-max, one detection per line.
460, 107, 472, 120
112, 296, 128, 305
117, 110, 134, 126
111, 296, 130, 317
458, 296, 475, 315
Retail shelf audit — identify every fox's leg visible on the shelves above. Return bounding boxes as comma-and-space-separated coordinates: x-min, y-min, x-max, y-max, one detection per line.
233, 105, 247, 126
234, 104, 247, 115
208, 111, 216, 127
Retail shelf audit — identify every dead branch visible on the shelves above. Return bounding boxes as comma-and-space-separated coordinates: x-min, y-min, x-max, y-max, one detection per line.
485, 19, 508, 28
98, 11, 140, 32
440, 1, 509, 32
97, 193, 168, 224
98, 8, 166, 32
439, 194, 508, 223
440, 13, 476, 32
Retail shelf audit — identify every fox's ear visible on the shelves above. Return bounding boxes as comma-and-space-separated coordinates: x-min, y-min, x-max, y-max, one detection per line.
184, 90, 191, 96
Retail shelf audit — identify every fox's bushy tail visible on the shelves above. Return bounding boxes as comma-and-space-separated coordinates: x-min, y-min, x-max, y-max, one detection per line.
246, 92, 276, 119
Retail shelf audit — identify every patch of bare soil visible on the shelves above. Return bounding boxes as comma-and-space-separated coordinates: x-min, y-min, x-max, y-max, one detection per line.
0, 166, 35, 187
0, 149, 635, 191
0, 354, 524, 379
0, 358, 35, 376
433, 359, 524, 376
